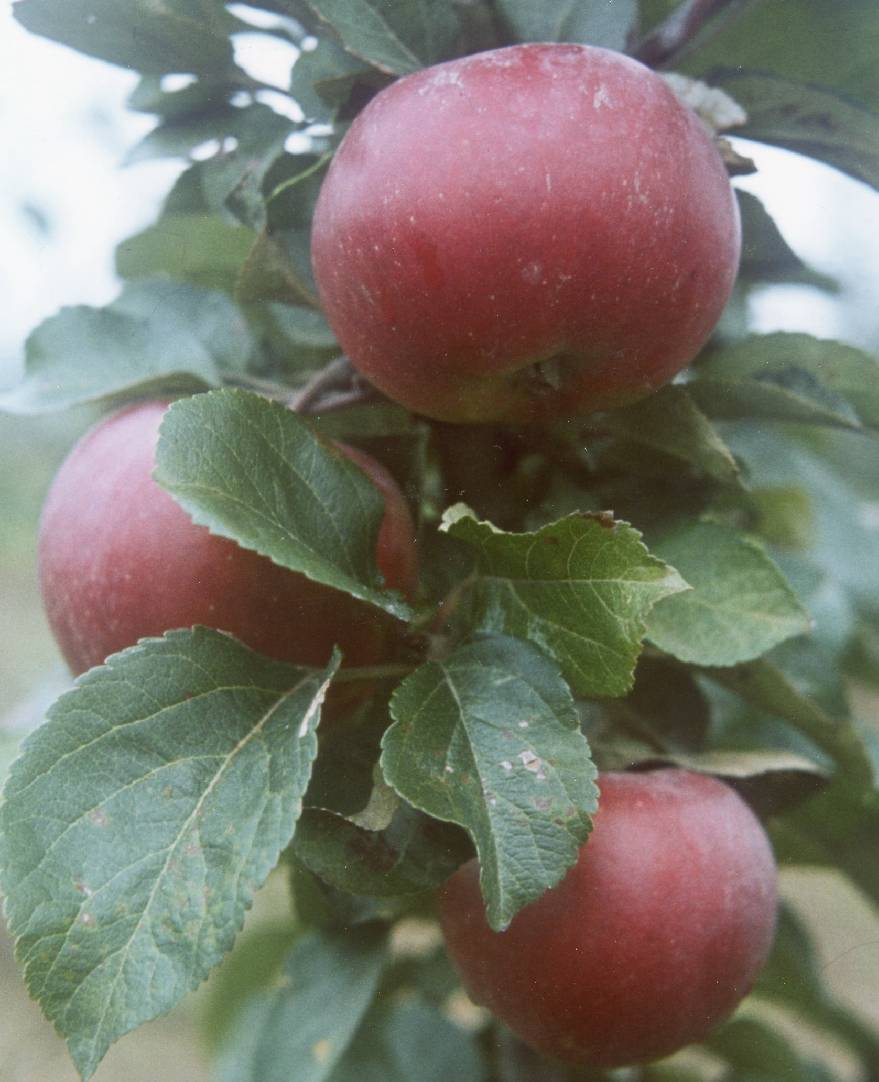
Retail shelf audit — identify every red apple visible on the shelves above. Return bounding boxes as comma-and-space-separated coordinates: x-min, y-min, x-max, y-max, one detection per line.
38, 400, 418, 676
439, 769, 777, 1067
311, 43, 740, 424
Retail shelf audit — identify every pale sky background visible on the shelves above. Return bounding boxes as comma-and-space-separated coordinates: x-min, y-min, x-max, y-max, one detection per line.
2, 0, 878, 390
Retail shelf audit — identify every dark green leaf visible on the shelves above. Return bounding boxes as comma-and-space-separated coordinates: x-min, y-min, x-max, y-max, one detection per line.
443, 506, 686, 698
216, 925, 386, 1082
736, 190, 834, 287
259, 302, 339, 375
647, 521, 811, 666
154, 389, 412, 620
725, 73, 879, 189
494, 0, 638, 50
116, 214, 255, 293
629, 748, 829, 817
305, 0, 460, 74
382, 635, 598, 930
238, 154, 329, 306
703, 658, 874, 784
603, 385, 742, 487
199, 106, 297, 228
293, 803, 470, 896
329, 998, 486, 1082
13, 0, 239, 75
0, 629, 339, 1080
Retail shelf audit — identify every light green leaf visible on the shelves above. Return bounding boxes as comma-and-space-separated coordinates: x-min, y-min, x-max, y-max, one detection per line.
116, 214, 255, 293
0, 279, 252, 414
693, 333, 879, 431
680, 0, 879, 116
494, 0, 638, 50
154, 389, 412, 620
13, 0, 239, 75
0, 629, 339, 1080
442, 507, 688, 698
603, 385, 742, 487
216, 925, 386, 1082
382, 635, 598, 931
647, 521, 811, 666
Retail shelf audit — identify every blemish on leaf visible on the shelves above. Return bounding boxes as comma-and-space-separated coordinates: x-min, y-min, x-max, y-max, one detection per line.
90, 809, 108, 827
312, 1039, 332, 1063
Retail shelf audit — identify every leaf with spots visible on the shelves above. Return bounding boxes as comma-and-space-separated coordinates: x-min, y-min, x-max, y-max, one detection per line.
441, 505, 688, 698
0, 628, 339, 1080
216, 925, 386, 1082
155, 389, 412, 620
381, 635, 598, 931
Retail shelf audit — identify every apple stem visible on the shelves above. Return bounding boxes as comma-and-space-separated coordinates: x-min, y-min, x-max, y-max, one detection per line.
632, 0, 744, 68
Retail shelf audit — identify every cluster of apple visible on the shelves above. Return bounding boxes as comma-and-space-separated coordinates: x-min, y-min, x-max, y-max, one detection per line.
38, 44, 775, 1069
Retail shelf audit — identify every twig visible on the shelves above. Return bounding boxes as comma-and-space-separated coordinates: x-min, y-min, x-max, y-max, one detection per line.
288, 355, 356, 411
633, 0, 742, 69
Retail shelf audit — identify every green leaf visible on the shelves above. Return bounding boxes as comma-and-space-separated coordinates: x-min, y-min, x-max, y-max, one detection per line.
124, 103, 242, 164
260, 302, 339, 375
293, 803, 470, 896
756, 905, 879, 1066
128, 74, 241, 119
706, 1016, 820, 1080
680, 0, 879, 116
703, 658, 874, 784
494, 0, 638, 50
329, 998, 486, 1082
111, 279, 255, 375
0, 629, 339, 1080
631, 748, 829, 817
116, 214, 255, 293
692, 333, 879, 432
154, 389, 412, 620
603, 385, 742, 487
0, 278, 254, 414
382, 635, 598, 931
727, 74, 879, 190
442, 506, 688, 698
13, 0, 239, 75
736, 190, 834, 287
290, 37, 380, 123
200, 921, 299, 1052
216, 925, 386, 1082
647, 521, 811, 666
724, 424, 879, 610
304, 0, 460, 75
199, 106, 297, 229
238, 154, 329, 306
